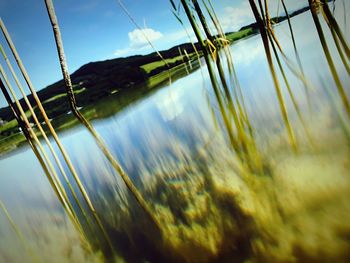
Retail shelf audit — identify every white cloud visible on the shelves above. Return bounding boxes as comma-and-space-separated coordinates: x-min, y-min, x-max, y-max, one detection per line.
113, 27, 163, 57
129, 28, 163, 48
220, 2, 254, 32
165, 26, 196, 44
231, 36, 264, 66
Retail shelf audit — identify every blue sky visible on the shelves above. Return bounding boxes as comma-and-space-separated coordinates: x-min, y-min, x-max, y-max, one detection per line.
0, 0, 308, 106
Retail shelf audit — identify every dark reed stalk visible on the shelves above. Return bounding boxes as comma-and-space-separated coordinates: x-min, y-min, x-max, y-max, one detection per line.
248, 0, 297, 152
0, 200, 40, 263
43, 0, 122, 252
0, 77, 45, 179
320, 0, 350, 60
261, 1, 308, 84
308, 0, 350, 118
44, 0, 161, 241
192, 0, 232, 95
257, 0, 267, 25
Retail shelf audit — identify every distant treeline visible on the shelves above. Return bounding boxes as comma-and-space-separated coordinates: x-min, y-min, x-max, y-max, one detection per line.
238, 5, 310, 32
0, 42, 200, 123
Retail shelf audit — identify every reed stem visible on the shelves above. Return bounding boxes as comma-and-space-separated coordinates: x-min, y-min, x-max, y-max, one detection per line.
0, 44, 93, 234
330, 27, 350, 74
309, 0, 350, 118
280, 0, 311, 109
180, 0, 242, 157
44, 0, 161, 247
0, 17, 93, 244
0, 64, 83, 233
320, 0, 350, 60
0, 76, 87, 246
267, 34, 315, 148
249, 0, 297, 152
192, 0, 258, 164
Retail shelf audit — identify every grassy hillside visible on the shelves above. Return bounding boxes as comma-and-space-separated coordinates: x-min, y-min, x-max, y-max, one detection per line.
0, 5, 311, 141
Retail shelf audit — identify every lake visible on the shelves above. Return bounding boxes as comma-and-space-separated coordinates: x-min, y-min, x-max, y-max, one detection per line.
0, 6, 350, 263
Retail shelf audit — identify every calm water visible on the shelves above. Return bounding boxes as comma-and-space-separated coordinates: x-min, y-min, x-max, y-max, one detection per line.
1, 8, 350, 263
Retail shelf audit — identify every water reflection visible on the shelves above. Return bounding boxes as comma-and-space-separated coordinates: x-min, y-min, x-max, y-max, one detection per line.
1, 6, 350, 263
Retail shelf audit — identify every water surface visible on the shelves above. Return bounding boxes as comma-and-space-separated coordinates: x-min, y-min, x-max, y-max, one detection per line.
1, 8, 350, 263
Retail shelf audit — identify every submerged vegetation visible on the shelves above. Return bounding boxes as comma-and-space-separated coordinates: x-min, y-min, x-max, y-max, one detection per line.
0, 0, 350, 262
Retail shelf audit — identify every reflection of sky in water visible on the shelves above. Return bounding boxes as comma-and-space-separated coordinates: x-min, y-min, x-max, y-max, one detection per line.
91, 73, 213, 183
0, 6, 349, 205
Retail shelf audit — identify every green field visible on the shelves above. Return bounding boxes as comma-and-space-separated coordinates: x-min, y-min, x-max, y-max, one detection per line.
225, 28, 254, 42
141, 56, 185, 74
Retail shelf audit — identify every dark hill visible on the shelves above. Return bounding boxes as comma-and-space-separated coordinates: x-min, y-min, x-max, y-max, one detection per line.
0, 42, 200, 121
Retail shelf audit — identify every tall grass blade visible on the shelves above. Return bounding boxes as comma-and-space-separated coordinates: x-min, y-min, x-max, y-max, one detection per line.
0, 200, 40, 263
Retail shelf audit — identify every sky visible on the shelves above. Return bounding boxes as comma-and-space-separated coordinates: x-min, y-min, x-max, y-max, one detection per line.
0, 0, 308, 107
